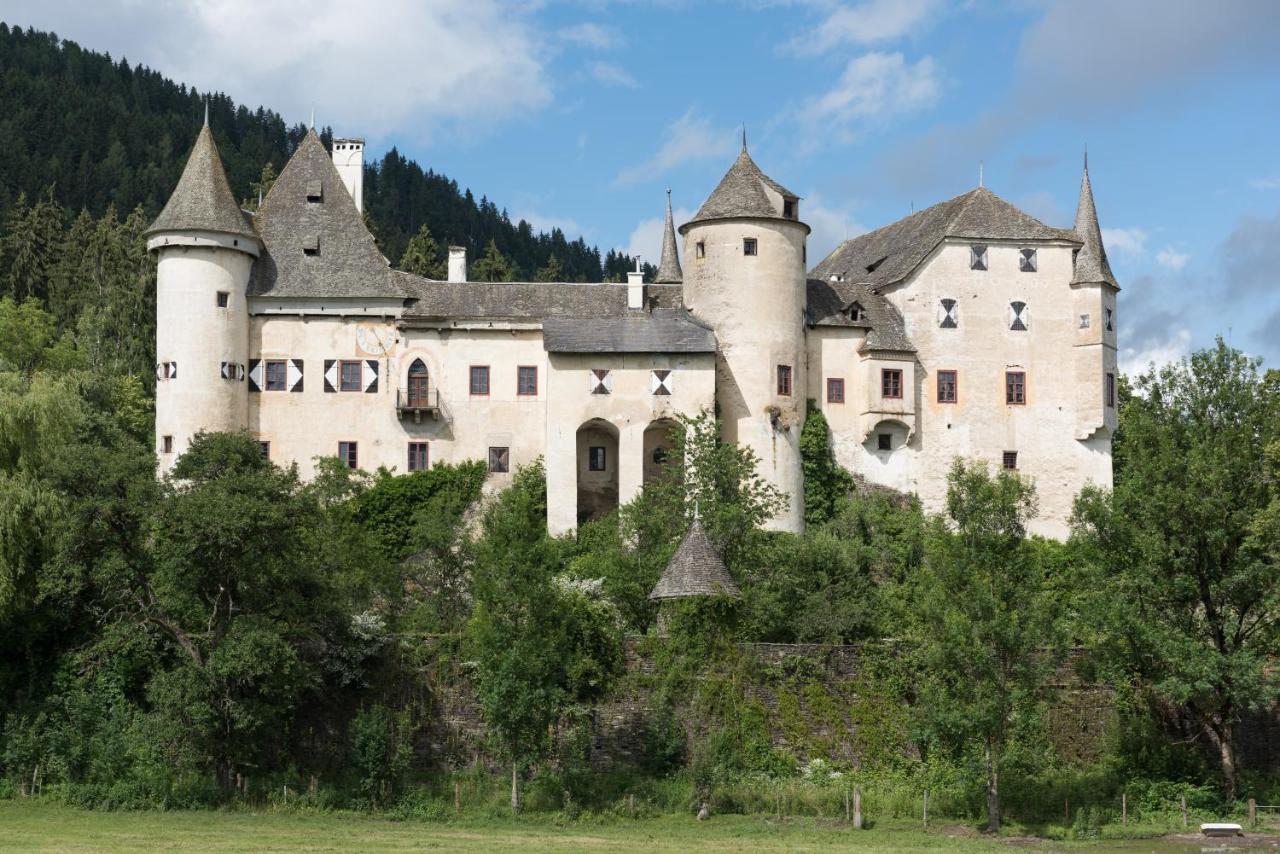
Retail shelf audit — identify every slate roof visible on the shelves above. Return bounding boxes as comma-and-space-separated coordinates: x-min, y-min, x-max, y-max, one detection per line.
654, 191, 683, 284
648, 519, 740, 601
144, 125, 256, 242
805, 278, 915, 352
680, 146, 803, 232
542, 308, 714, 353
398, 275, 684, 320
809, 187, 1079, 290
248, 130, 402, 298
1070, 161, 1119, 288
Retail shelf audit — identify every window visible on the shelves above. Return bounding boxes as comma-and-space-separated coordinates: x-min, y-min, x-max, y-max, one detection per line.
743, 238, 758, 256
652, 447, 668, 465
216, 291, 229, 308
590, 369, 612, 395
877, 433, 892, 451
488, 446, 510, 473
1009, 301, 1029, 331
970, 244, 988, 271
1003, 451, 1018, 470
1079, 313, 1091, 329
339, 441, 358, 469
469, 365, 490, 396
783, 200, 795, 219
161, 435, 173, 454
695, 241, 705, 259
1019, 248, 1037, 272
939, 298, 959, 329
265, 360, 287, 391
408, 442, 429, 472
517, 366, 538, 396
1105, 307, 1114, 332
588, 446, 607, 471
258, 441, 270, 459
651, 369, 672, 396
407, 359, 430, 407
156, 361, 178, 380
826, 378, 845, 404
881, 368, 903, 399
848, 301, 865, 322
937, 370, 957, 403
776, 365, 793, 396
1006, 371, 1026, 405
340, 360, 362, 392
1106, 372, 1116, 408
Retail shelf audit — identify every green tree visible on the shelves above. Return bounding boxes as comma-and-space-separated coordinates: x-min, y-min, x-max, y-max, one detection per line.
910, 459, 1062, 832
1, 189, 64, 303
242, 161, 277, 211
471, 239, 514, 282
534, 254, 564, 282
398, 224, 446, 279
1072, 342, 1280, 801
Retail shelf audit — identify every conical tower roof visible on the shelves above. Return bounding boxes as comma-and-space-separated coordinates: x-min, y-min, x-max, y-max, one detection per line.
654, 189, 683, 284
145, 123, 256, 242
680, 139, 807, 234
1070, 156, 1118, 288
648, 519, 740, 601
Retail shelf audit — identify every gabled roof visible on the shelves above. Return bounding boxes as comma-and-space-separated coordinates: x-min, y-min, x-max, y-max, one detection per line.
806, 278, 915, 352
680, 146, 804, 232
648, 519, 740, 601
1070, 160, 1118, 289
145, 125, 256, 242
249, 130, 401, 298
542, 309, 714, 353
810, 187, 1079, 290
397, 274, 683, 321
654, 190, 683, 284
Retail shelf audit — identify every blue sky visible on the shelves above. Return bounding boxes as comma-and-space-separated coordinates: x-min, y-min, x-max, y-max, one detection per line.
5, 0, 1280, 372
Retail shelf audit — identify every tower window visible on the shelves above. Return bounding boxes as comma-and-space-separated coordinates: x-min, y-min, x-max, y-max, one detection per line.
469, 365, 490, 396
216, 291, 229, 308
1106, 372, 1116, 408
826, 378, 845, 403
937, 370, 957, 403
696, 241, 705, 259
1006, 371, 1026, 405
488, 446, 510, 473
1105, 307, 1114, 331
776, 365, 792, 396
881, 368, 903, 399
970, 244, 988, 271
1019, 248, 1037, 272
743, 238, 758, 257
408, 442, 429, 472
783, 200, 794, 219
161, 435, 174, 454
588, 446, 607, 471
339, 441, 358, 469
340, 360, 362, 392
877, 433, 892, 451
517, 365, 538, 396
1003, 450, 1018, 470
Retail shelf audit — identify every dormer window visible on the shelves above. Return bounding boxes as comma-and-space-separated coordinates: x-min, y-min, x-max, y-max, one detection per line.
743, 238, 758, 257
865, 256, 887, 273
848, 301, 865, 322
783, 199, 795, 219
970, 244, 988, 271
1019, 248, 1037, 272
305, 180, 322, 202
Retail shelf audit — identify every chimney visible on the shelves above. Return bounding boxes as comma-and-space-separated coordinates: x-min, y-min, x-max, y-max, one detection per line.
627, 256, 645, 309
332, 138, 364, 212
448, 246, 467, 283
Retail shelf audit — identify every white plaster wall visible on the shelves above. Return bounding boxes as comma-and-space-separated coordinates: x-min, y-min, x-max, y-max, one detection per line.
682, 218, 808, 531
155, 245, 253, 470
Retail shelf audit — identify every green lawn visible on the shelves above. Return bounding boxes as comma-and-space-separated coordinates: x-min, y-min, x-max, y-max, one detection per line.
0, 800, 1253, 852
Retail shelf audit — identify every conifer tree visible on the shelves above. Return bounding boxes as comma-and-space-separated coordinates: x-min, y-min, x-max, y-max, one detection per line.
471, 239, 515, 282
534, 254, 564, 282
1, 189, 65, 303
398, 225, 446, 279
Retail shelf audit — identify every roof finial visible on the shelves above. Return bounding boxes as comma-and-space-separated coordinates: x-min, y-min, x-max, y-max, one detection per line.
203, 97, 209, 128
979, 160, 984, 188
1083, 143, 1088, 172
309, 107, 315, 131
741, 124, 747, 153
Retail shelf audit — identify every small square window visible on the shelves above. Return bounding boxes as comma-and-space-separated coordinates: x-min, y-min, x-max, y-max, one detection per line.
161, 435, 174, 454
408, 441, 429, 472
970, 244, 988, 271
258, 441, 270, 459
1079, 313, 1091, 329
470, 365, 490, 396
1006, 371, 1026, 405
339, 441, 358, 469
1019, 248, 1037, 272
826, 378, 845, 404
216, 291, 230, 308
881, 368, 903, 399
696, 241, 705, 259
265, 360, 287, 391
776, 365, 792, 396
517, 366, 538, 396
588, 446, 607, 471
937, 370, 957, 403
1106, 372, 1116, 408
877, 433, 892, 451
488, 446, 510, 473
1003, 451, 1018, 470
743, 238, 758, 257
340, 360, 362, 392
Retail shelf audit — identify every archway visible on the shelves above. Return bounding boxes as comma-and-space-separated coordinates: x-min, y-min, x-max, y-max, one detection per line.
577, 419, 620, 525
643, 418, 680, 485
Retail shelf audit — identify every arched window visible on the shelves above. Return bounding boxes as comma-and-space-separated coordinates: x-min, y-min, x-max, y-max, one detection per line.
407, 359, 430, 407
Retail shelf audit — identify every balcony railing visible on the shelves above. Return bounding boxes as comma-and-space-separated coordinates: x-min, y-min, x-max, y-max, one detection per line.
397, 383, 442, 421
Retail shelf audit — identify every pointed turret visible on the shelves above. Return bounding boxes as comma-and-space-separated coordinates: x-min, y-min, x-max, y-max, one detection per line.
654, 189, 683, 284
680, 144, 806, 233
648, 519, 739, 601
145, 124, 258, 248
1070, 154, 1117, 288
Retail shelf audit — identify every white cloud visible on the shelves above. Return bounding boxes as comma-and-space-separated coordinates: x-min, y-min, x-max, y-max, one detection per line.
1102, 227, 1149, 257
588, 61, 639, 89
1155, 246, 1190, 271
793, 52, 940, 148
802, 192, 868, 267
1250, 175, 1280, 190
789, 0, 943, 54
624, 206, 695, 267
1120, 328, 1192, 377
12, 0, 552, 143
558, 22, 622, 50
613, 109, 736, 187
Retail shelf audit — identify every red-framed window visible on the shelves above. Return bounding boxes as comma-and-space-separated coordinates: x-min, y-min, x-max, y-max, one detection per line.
408, 442, 429, 472
517, 365, 538, 396
339, 441, 358, 469
826, 377, 845, 404
339, 360, 362, 392
1006, 371, 1026, 405
777, 365, 792, 396
469, 365, 490, 396
881, 368, 903, 399
937, 370, 957, 403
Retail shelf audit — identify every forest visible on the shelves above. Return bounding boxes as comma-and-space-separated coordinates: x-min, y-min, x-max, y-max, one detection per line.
1, 19, 1279, 845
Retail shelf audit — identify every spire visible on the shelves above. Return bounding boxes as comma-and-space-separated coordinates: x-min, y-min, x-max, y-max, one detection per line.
979, 160, 984, 188
654, 188, 683, 284
144, 124, 257, 244
1070, 153, 1117, 288
203, 97, 209, 128
741, 124, 748, 153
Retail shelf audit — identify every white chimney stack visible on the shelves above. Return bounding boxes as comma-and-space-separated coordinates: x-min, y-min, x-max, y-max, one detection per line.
627, 270, 645, 310
332, 138, 364, 213
448, 246, 467, 283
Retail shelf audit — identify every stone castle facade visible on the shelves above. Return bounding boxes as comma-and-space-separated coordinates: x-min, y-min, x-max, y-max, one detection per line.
146, 118, 1118, 539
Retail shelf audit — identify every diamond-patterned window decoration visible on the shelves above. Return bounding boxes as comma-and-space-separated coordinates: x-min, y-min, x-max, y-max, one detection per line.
970, 244, 988, 271
1105, 307, 1114, 332
220, 362, 245, 381
939, 298, 959, 329
1019, 248, 1037, 272
651, 369, 672, 396
590, 369, 613, 395
1009, 301, 1030, 331
1079, 313, 1091, 329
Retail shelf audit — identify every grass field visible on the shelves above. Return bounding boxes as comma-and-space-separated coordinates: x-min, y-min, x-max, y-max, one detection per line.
0, 800, 1262, 852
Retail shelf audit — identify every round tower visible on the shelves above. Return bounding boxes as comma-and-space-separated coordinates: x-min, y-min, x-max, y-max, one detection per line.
679, 140, 810, 531
144, 115, 260, 469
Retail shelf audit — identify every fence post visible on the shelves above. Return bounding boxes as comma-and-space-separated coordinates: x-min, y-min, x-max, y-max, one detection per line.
1180, 795, 1187, 828
1249, 798, 1257, 829
1122, 792, 1127, 827
923, 789, 929, 829
853, 787, 863, 830
844, 788, 850, 822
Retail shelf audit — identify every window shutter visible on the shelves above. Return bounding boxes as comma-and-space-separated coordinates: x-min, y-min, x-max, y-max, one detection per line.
651, 369, 672, 396
156, 363, 165, 381
938, 298, 959, 329
364, 360, 379, 393
288, 359, 304, 392
170, 362, 177, 379
1009, 301, 1029, 331
248, 359, 262, 392
220, 362, 231, 380
323, 359, 337, 393
590, 369, 612, 395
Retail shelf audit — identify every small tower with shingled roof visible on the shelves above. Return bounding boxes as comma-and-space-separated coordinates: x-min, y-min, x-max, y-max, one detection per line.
648, 518, 740, 634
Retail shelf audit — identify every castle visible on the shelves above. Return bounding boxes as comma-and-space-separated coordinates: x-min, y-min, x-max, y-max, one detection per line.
146, 116, 1117, 539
